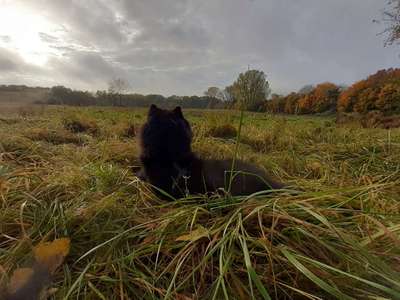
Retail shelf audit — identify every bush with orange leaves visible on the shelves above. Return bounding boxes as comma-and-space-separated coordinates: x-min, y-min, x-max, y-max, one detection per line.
265, 82, 339, 115
337, 68, 400, 115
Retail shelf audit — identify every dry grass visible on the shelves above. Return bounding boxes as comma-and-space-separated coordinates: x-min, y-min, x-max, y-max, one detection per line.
0, 103, 46, 119
0, 106, 399, 299
361, 111, 400, 129
206, 123, 237, 138
25, 128, 86, 145
62, 115, 99, 135
337, 111, 400, 129
111, 121, 137, 138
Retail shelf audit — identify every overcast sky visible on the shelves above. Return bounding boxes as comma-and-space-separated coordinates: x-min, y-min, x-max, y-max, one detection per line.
0, 0, 398, 95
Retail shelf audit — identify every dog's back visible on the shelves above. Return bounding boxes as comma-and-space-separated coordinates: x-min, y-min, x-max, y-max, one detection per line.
202, 159, 283, 195
139, 105, 284, 198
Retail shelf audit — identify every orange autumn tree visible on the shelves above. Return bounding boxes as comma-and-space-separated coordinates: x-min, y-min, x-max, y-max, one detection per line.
312, 82, 340, 113
284, 92, 301, 114
296, 82, 339, 114
297, 93, 315, 114
377, 82, 400, 113
338, 69, 400, 114
265, 83, 340, 115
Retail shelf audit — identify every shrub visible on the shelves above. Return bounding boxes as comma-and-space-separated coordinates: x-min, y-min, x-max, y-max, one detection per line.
206, 124, 237, 138
361, 111, 400, 129
360, 111, 383, 128
379, 115, 400, 129
63, 116, 99, 135
335, 112, 362, 126
336, 111, 400, 129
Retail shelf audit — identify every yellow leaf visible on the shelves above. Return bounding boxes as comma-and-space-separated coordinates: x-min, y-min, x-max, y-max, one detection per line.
33, 238, 70, 274
176, 226, 209, 242
8, 268, 34, 294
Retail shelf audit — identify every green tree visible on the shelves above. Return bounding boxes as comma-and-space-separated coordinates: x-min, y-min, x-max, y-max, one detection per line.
48, 86, 72, 105
228, 69, 271, 111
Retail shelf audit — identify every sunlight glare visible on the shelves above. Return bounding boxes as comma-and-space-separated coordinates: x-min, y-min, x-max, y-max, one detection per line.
0, 5, 59, 66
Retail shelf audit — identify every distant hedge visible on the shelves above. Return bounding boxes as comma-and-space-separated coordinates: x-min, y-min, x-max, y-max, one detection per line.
46, 86, 224, 109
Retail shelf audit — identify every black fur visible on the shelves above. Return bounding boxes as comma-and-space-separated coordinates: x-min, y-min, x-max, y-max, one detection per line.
139, 104, 284, 199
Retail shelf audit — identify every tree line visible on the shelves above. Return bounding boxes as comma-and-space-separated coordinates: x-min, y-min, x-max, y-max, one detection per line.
263, 82, 343, 114
338, 69, 400, 115
45, 70, 271, 110
4, 67, 398, 116
46, 85, 225, 109
0, 85, 49, 92
205, 68, 400, 116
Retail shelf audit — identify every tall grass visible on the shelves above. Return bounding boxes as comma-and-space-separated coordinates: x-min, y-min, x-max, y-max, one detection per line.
0, 106, 399, 299
228, 109, 245, 193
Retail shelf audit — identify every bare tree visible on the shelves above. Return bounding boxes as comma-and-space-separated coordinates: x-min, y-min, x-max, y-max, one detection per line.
223, 86, 235, 104
204, 86, 221, 98
108, 78, 130, 106
204, 86, 226, 108
376, 0, 400, 46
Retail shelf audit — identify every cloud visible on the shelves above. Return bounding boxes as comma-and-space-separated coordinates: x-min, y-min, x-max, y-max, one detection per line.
39, 32, 60, 44
39, 50, 122, 90
118, 0, 210, 49
22, 0, 128, 49
0, 48, 19, 71
0, 47, 49, 86
2, 0, 398, 95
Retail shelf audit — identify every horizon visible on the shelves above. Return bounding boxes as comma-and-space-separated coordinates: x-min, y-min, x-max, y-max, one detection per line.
0, 0, 398, 96
0, 66, 395, 99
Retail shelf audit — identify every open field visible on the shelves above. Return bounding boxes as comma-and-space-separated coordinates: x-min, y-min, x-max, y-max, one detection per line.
0, 88, 49, 117
1, 106, 400, 299
0, 88, 48, 106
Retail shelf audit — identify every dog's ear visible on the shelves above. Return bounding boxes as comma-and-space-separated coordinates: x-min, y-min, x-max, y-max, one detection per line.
173, 106, 183, 118
148, 104, 159, 117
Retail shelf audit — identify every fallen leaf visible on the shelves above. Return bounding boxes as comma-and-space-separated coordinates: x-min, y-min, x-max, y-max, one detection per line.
8, 268, 34, 294
176, 293, 194, 300
176, 226, 209, 242
33, 238, 71, 274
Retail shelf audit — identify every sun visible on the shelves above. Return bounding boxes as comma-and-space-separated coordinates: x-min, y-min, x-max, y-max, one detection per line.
0, 4, 58, 66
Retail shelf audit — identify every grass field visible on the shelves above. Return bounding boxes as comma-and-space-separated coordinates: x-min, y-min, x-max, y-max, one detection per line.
1, 105, 400, 299
0, 88, 48, 110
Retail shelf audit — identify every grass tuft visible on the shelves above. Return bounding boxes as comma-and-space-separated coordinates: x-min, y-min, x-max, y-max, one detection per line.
206, 124, 238, 139
63, 115, 99, 135
26, 128, 85, 145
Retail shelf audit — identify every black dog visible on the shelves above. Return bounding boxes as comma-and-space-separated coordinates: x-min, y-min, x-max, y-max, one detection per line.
139, 104, 284, 199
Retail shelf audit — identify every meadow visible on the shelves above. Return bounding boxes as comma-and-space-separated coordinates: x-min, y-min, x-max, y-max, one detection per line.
0, 105, 400, 299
